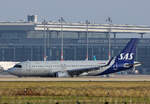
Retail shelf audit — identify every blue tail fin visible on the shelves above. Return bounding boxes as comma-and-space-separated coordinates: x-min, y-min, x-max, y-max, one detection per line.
98, 38, 138, 75
115, 38, 138, 65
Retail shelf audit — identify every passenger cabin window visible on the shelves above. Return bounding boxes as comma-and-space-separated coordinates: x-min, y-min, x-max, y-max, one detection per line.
14, 65, 22, 68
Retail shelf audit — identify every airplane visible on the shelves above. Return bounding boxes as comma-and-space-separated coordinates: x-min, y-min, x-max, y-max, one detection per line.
7, 38, 141, 77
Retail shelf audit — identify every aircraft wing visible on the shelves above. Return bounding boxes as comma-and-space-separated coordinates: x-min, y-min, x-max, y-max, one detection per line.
67, 57, 114, 76
67, 66, 100, 76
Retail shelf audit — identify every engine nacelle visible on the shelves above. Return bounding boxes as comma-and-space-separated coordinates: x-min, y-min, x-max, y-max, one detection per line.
80, 72, 88, 76
56, 71, 70, 77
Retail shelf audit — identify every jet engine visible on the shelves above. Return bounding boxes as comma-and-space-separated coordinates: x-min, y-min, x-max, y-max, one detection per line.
55, 71, 70, 77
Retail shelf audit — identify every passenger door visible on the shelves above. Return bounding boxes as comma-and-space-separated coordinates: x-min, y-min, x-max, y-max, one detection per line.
25, 62, 31, 74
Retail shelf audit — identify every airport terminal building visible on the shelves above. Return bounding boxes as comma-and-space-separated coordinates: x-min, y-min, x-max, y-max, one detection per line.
0, 15, 150, 74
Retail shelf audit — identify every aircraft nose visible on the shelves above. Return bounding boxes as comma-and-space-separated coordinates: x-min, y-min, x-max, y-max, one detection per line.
8, 68, 13, 71
7, 68, 15, 73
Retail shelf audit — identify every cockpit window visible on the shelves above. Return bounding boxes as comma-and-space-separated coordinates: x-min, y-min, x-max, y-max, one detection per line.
14, 64, 22, 68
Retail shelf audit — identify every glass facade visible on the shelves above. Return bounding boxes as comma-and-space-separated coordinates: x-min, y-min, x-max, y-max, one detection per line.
0, 30, 149, 74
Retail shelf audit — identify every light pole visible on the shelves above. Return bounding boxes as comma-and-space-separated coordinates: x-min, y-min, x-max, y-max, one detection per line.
85, 20, 90, 60
43, 19, 47, 61
59, 17, 64, 61
106, 17, 112, 60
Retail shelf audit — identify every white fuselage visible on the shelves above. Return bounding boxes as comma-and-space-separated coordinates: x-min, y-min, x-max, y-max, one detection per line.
8, 60, 107, 77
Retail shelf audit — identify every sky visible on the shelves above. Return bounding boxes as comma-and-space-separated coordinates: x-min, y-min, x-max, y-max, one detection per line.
0, 0, 150, 25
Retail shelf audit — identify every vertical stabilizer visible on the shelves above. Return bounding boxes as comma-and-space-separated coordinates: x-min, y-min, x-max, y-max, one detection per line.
99, 38, 138, 75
